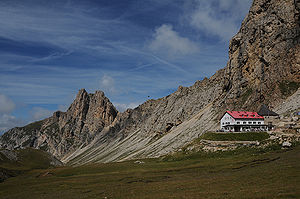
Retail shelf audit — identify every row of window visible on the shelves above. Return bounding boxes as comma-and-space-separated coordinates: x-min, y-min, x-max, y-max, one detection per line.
237, 121, 261, 124
223, 121, 262, 125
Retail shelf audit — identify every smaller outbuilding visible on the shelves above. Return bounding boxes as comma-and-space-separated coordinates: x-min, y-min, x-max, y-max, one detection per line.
220, 111, 268, 132
258, 104, 279, 130
258, 104, 279, 119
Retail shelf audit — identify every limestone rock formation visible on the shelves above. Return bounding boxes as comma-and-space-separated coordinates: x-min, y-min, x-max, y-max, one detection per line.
1, 0, 300, 164
63, 77, 223, 164
219, 0, 300, 113
0, 89, 118, 160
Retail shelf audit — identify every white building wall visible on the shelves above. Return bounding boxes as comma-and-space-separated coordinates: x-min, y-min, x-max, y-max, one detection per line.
220, 113, 236, 129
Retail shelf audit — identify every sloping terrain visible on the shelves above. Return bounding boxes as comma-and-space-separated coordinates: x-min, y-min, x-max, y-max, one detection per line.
275, 87, 300, 114
0, 148, 62, 182
0, 0, 300, 164
0, 145, 300, 199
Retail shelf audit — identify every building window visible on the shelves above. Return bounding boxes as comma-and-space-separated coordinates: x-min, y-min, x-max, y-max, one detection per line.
258, 122, 261, 124
243, 122, 246, 124
253, 122, 256, 124
248, 122, 252, 124
237, 122, 240, 124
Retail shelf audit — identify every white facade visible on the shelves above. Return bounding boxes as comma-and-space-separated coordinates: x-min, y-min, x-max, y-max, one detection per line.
220, 113, 235, 129
220, 113, 266, 132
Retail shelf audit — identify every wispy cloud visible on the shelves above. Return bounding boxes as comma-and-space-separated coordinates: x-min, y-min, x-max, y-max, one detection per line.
0, 94, 16, 113
0, 94, 25, 134
30, 107, 53, 121
0, 114, 25, 134
118, 45, 189, 74
30, 51, 73, 63
99, 75, 117, 95
0, 1, 144, 61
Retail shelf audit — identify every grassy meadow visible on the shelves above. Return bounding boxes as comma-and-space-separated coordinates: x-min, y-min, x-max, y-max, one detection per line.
198, 132, 270, 141
1, 143, 300, 199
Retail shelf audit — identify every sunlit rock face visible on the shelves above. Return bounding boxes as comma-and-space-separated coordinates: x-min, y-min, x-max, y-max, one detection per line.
0, 89, 118, 159
221, 0, 300, 111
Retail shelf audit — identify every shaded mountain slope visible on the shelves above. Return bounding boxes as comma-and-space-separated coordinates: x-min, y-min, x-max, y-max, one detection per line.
0, 148, 62, 182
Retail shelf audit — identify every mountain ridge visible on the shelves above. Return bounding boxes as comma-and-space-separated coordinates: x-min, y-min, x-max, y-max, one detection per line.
0, 89, 118, 160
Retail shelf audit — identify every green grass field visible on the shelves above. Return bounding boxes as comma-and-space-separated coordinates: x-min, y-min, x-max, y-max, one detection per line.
1, 144, 300, 199
198, 132, 270, 141
0, 148, 60, 182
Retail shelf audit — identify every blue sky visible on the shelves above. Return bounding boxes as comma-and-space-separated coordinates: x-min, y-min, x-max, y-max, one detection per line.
0, 0, 252, 133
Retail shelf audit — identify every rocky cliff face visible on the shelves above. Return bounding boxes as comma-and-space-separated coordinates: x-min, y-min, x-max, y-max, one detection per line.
219, 0, 300, 112
1, 0, 299, 164
0, 89, 118, 159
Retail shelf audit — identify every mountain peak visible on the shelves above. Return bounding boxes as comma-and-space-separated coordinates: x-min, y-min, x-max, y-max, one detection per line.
76, 88, 88, 98
94, 90, 105, 96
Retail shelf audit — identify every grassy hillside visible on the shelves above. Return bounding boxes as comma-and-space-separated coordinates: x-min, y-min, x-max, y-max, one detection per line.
0, 148, 62, 182
198, 132, 270, 141
0, 144, 300, 199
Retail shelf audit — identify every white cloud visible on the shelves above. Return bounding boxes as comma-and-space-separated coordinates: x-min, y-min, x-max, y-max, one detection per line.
0, 114, 25, 134
114, 102, 141, 112
190, 10, 237, 41
0, 94, 25, 134
30, 107, 53, 121
149, 24, 199, 57
188, 0, 252, 41
100, 75, 117, 95
0, 94, 16, 113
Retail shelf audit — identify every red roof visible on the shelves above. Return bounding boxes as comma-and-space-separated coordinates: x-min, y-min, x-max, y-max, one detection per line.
226, 111, 264, 119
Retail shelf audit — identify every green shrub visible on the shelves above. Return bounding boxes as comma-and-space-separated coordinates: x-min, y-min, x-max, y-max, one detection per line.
23, 120, 43, 132
279, 81, 300, 97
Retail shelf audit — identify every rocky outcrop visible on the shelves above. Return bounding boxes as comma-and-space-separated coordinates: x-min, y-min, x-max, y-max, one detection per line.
63, 86, 221, 164
1, 0, 300, 164
0, 89, 118, 160
218, 0, 300, 113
